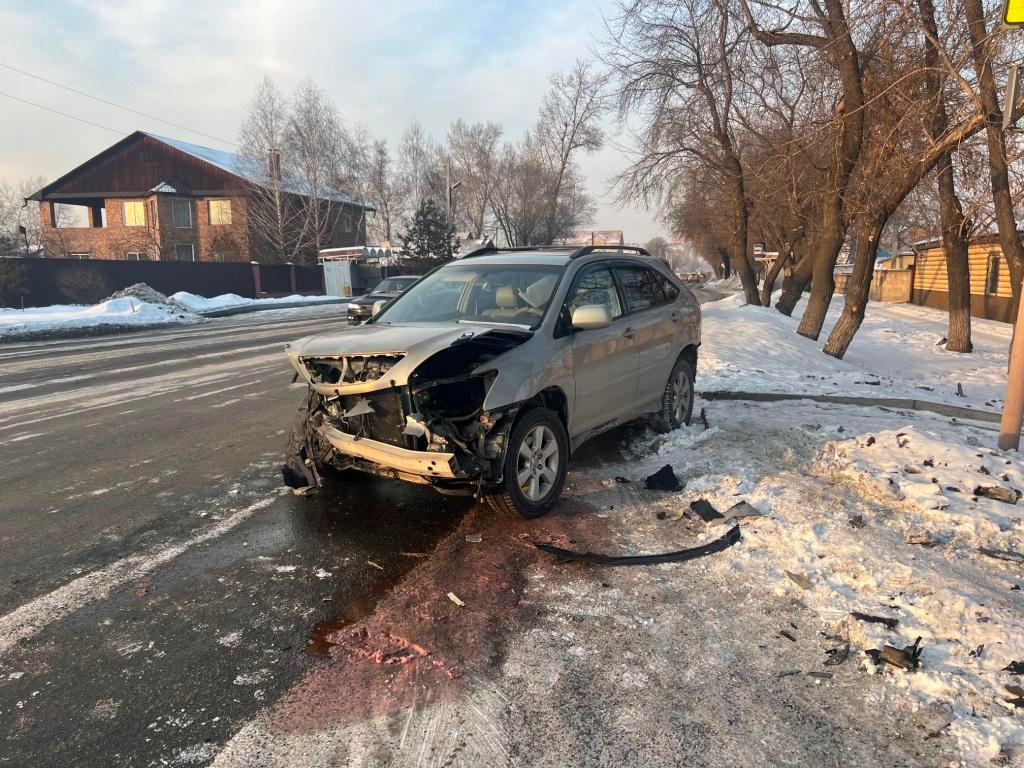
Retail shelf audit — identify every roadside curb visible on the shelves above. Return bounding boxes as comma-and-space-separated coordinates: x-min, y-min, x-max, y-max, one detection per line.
699, 389, 1002, 425
198, 298, 346, 318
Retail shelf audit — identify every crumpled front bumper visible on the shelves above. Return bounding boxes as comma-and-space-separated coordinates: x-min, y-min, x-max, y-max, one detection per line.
317, 423, 461, 481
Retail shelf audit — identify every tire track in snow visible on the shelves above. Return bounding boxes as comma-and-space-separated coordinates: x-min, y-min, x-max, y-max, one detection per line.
0, 494, 281, 658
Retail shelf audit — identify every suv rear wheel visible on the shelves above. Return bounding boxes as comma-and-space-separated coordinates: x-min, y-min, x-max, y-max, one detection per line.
652, 357, 695, 433
483, 407, 568, 518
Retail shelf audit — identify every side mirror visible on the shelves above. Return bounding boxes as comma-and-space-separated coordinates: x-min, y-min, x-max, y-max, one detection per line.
571, 304, 612, 331
372, 299, 388, 316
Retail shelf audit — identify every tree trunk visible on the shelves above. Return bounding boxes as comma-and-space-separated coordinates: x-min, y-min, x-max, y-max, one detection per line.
965, 0, 1024, 311
727, 158, 761, 306
937, 153, 973, 352
796, 205, 845, 339
760, 251, 788, 306
919, 0, 972, 352
775, 257, 812, 315
718, 248, 731, 278
823, 214, 885, 358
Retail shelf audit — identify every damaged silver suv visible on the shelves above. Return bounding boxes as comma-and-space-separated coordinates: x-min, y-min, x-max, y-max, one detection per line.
283, 245, 701, 517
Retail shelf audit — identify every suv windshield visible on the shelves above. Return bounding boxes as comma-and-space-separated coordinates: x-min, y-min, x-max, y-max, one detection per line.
372, 277, 415, 293
374, 263, 565, 329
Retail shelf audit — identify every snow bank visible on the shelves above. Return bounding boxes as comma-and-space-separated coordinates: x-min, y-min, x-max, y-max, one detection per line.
616, 400, 1024, 764
0, 298, 201, 338
701, 293, 1011, 410
170, 292, 340, 313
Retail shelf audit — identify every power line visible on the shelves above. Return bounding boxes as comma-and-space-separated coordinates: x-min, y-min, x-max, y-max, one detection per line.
0, 89, 126, 136
0, 61, 235, 147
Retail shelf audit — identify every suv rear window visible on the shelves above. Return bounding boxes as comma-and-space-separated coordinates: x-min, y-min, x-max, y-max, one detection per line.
615, 266, 656, 312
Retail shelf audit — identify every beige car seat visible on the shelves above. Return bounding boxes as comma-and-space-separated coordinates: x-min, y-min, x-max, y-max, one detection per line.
483, 286, 523, 320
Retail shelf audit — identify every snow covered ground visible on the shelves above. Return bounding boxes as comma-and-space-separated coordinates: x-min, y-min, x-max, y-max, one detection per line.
170, 292, 341, 313
0, 292, 341, 339
643, 294, 1023, 763
701, 293, 1011, 411
0, 298, 201, 338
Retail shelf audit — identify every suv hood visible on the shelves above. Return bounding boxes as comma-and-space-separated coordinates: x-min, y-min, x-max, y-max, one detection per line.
286, 322, 530, 395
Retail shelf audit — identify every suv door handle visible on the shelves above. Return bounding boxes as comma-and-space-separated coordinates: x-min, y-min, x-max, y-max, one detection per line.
623, 327, 635, 339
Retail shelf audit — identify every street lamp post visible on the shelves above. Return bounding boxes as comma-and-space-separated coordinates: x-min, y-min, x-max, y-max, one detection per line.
445, 157, 462, 260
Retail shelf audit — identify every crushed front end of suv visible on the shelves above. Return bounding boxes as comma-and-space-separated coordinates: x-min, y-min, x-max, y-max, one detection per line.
283, 245, 701, 517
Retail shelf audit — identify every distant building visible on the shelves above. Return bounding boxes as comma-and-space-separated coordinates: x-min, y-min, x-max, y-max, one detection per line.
559, 230, 625, 247
913, 234, 1016, 322
28, 131, 373, 263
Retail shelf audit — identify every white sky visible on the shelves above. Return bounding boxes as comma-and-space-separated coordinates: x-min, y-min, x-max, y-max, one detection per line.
0, 0, 666, 243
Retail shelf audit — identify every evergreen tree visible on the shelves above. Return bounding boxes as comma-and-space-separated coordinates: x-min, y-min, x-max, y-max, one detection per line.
400, 199, 457, 263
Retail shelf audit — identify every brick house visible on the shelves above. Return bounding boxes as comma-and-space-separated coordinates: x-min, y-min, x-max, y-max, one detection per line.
28, 131, 373, 263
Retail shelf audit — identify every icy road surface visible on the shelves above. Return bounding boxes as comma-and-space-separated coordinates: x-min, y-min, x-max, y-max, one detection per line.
0, 307, 470, 767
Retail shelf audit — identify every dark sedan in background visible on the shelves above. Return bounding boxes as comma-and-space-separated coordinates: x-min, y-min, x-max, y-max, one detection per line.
347, 276, 420, 324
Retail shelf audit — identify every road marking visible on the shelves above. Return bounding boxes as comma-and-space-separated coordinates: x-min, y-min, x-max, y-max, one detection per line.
0, 494, 281, 658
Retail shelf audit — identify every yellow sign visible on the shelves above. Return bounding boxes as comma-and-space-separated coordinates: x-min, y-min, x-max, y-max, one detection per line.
1005, 0, 1024, 26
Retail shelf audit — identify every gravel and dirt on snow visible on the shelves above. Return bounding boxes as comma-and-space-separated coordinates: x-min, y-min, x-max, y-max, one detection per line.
208, 295, 1023, 767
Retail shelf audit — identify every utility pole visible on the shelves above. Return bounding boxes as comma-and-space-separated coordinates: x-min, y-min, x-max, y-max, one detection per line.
998, 3, 1024, 449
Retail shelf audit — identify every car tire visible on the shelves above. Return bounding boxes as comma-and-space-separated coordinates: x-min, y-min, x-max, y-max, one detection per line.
652, 356, 695, 433
483, 407, 569, 518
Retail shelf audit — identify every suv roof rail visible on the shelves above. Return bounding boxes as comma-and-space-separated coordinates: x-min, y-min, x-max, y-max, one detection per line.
569, 244, 652, 260
459, 243, 653, 260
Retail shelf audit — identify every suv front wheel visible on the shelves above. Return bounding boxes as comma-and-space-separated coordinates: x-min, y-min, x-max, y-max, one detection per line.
483, 407, 568, 518
652, 356, 695, 433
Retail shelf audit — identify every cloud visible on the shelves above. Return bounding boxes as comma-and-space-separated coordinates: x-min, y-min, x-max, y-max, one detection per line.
0, 0, 666, 240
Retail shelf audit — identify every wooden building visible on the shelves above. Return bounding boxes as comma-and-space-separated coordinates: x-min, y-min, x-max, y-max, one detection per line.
913, 235, 1015, 322
28, 131, 373, 263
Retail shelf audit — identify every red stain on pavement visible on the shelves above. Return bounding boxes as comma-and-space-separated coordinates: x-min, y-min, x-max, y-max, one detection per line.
265, 494, 612, 734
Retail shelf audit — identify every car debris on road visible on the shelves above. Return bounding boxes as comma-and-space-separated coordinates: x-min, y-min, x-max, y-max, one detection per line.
534, 523, 741, 566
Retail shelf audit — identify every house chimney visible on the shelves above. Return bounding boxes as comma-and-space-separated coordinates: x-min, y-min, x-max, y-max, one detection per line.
268, 149, 282, 184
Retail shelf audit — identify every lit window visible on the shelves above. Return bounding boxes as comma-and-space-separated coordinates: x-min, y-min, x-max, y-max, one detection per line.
171, 199, 192, 228
175, 243, 196, 261
209, 199, 232, 225
122, 201, 146, 227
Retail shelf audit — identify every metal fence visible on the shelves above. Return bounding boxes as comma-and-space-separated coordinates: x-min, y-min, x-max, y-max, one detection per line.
1, 257, 325, 308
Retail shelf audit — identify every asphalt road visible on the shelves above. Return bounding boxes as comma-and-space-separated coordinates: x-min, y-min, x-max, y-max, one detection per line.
0, 307, 474, 767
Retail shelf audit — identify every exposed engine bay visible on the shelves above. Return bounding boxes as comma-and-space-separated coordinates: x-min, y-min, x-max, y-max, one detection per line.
284, 329, 533, 495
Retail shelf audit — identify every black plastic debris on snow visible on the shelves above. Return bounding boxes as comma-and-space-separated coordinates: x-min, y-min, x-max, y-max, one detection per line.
850, 611, 899, 631
690, 499, 723, 522
719, 500, 762, 525
645, 464, 684, 492
1004, 685, 1024, 708
979, 547, 1024, 565
866, 637, 923, 671
974, 485, 1020, 505
1003, 660, 1024, 675
535, 524, 741, 567
824, 642, 851, 666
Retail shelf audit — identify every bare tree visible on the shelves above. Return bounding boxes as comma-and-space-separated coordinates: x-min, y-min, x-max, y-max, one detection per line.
446, 120, 503, 238
286, 79, 344, 260
920, 0, 973, 352
400, 119, 443, 213
606, 0, 763, 305
239, 75, 302, 263
964, 0, 1024, 307
535, 60, 607, 244
364, 140, 406, 243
